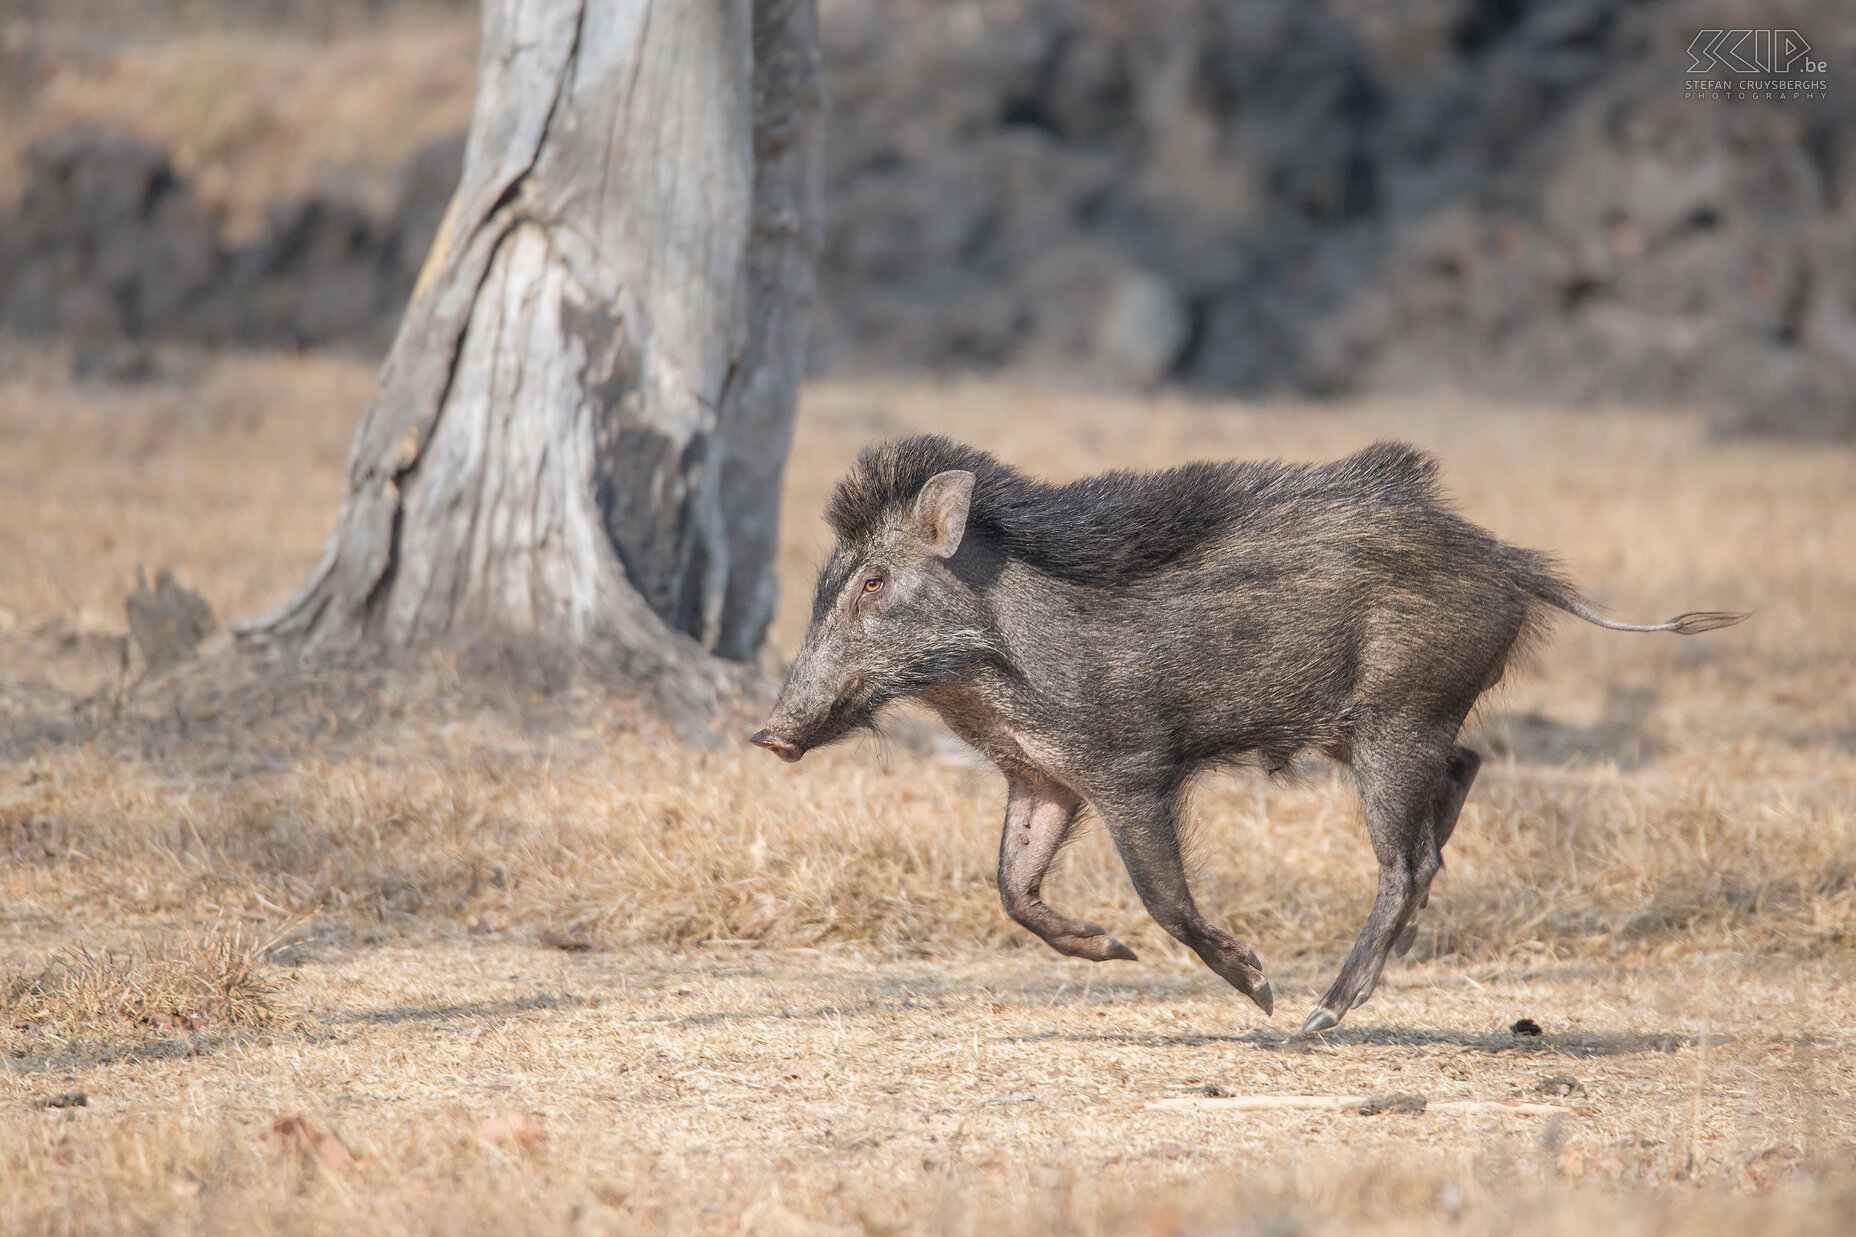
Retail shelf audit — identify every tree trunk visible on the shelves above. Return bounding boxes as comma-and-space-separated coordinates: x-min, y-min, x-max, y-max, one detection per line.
238, 0, 823, 726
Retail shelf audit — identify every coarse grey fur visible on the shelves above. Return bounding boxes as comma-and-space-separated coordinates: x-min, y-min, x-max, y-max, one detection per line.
751, 435, 1746, 1031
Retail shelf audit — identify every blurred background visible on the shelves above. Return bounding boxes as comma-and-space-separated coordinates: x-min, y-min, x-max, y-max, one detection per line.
0, 0, 1850, 437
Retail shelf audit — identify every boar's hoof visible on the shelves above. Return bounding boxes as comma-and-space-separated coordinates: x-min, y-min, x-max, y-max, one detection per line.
1226, 946, 1272, 1015
1300, 1007, 1341, 1035
1069, 932, 1137, 962
748, 729, 804, 762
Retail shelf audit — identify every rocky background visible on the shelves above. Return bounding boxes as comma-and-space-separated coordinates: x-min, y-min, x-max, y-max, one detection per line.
1, 0, 1851, 436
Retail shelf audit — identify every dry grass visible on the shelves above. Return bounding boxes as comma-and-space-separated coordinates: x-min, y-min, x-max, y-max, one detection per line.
1, 349, 1854, 1234
4, 926, 278, 1037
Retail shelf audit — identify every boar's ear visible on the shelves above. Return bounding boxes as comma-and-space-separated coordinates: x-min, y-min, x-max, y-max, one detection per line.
911, 470, 975, 559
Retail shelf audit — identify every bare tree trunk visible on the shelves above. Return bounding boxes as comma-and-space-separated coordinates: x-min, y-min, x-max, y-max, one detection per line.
238, 0, 822, 726
716, 0, 824, 661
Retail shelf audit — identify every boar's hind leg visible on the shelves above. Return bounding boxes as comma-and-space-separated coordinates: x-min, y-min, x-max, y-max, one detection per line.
1394, 745, 1482, 958
998, 777, 1138, 964
1431, 746, 1481, 854
1302, 741, 1450, 1034
1098, 791, 1274, 1016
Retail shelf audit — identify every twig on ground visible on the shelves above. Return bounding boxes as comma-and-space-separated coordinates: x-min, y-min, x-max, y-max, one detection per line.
1143, 1095, 1574, 1116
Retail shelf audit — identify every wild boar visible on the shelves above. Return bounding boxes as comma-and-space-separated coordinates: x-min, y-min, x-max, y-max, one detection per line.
750, 436, 1744, 1031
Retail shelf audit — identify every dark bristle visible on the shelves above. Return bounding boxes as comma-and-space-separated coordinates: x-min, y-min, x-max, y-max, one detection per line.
824, 434, 1448, 586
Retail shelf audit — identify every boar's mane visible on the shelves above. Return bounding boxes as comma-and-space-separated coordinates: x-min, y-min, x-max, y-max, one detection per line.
825, 435, 1460, 586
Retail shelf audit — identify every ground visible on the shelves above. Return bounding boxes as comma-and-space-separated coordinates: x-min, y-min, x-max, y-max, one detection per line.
2, 347, 1853, 1235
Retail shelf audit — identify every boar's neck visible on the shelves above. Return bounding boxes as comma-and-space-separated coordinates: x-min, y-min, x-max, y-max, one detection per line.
918, 559, 1096, 783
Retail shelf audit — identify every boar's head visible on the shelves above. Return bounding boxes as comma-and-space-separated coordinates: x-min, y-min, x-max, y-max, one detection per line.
751, 468, 992, 762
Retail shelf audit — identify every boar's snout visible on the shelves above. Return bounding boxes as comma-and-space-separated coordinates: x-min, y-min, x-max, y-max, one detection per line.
748, 728, 805, 763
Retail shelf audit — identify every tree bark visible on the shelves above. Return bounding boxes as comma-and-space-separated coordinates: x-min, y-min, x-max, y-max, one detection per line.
238, 0, 823, 726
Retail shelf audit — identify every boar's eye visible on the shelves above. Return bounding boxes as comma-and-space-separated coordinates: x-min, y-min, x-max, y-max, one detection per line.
862, 576, 883, 594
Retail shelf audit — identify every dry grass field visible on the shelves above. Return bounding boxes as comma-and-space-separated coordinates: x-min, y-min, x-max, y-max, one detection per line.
2, 345, 1854, 1235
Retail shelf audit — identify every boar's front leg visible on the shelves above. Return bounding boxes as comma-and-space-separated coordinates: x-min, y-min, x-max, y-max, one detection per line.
1097, 789, 1274, 1016
998, 776, 1139, 963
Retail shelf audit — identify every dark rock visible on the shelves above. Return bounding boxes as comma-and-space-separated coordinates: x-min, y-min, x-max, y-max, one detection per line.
0, 130, 223, 343
1, 3, 1851, 436
810, 0, 1855, 437
0, 127, 463, 359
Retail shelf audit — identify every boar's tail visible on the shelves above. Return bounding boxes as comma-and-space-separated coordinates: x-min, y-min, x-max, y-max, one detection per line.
1509, 548, 1749, 635
1545, 594, 1749, 635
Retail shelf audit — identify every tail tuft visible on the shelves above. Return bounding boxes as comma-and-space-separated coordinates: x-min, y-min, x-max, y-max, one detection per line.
1665, 611, 1750, 635
1513, 555, 1752, 635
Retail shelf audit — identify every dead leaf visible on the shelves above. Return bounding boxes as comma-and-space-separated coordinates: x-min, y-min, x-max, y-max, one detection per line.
538, 930, 592, 952
143, 1011, 198, 1032
318, 1133, 356, 1171
271, 1116, 355, 1172
479, 1112, 546, 1148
